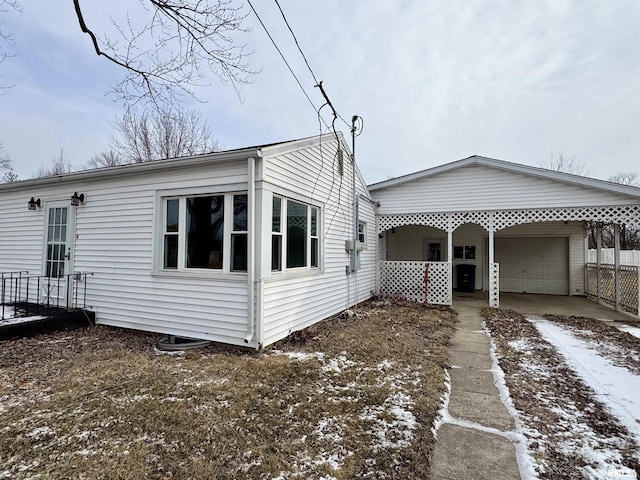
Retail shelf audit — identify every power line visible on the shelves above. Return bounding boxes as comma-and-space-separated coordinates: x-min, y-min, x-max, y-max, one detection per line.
273, 0, 320, 86
246, 0, 320, 118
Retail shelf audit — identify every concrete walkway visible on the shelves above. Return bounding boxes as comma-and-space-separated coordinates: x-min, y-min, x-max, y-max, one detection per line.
430, 297, 522, 480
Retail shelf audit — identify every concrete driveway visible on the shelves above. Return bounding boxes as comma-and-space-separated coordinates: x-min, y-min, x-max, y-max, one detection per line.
453, 291, 632, 321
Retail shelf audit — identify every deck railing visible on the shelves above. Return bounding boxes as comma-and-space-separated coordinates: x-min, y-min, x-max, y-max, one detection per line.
585, 263, 639, 316
1, 272, 92, 321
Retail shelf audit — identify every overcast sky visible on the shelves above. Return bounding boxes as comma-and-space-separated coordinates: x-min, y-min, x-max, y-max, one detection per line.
1, 0, 639, 184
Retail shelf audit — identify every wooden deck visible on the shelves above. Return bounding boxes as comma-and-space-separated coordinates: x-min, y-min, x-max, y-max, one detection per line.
0, 306, 95, 340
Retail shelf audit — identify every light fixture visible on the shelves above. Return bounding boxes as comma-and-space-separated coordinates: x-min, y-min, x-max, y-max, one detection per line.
71, 192, 85, 206
28, 197, 41, 211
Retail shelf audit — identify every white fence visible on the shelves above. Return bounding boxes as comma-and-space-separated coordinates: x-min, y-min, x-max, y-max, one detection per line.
378, 261, 452, 305
587, 249, 640, 265
585, 263, 639, 316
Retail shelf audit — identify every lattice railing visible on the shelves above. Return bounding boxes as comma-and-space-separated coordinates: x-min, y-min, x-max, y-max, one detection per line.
585, 263, 639, 315
378, 205, 640, 233
378, 261, 452, 305
489, 263, 500, 308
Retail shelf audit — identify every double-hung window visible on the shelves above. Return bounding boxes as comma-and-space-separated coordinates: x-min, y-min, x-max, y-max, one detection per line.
272, 196, 320, 272
160, 192, 247, 273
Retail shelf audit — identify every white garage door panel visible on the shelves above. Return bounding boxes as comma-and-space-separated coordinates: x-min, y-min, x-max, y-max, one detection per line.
495, 237, 569, 295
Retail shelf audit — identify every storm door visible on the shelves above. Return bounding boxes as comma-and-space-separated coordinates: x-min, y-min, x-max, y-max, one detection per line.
43, 201, 75, 307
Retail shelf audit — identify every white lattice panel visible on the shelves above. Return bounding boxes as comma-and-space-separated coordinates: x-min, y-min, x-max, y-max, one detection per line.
493, 205, 640, 231
379, 213, 449, 233
427, 262, 452, 305
378, 205, 640, 234
489, 263, 500, 308
378, 261, 452, 305
450, 211, 491, 230
379, 261, 425, 302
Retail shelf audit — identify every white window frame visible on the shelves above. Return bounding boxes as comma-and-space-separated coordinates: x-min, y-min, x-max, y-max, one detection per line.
271, 195, 322, 274
153, 188, 248, 277
358, 221, 367, 248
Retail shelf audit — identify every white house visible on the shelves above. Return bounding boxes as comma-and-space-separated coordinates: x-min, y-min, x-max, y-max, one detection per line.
370, 156, 640, 315
0, 134, 376, 348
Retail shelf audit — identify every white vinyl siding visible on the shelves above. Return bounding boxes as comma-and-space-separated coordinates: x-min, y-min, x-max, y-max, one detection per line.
1, 161, 251, 346
373, 165, 640, 215
260, 138, 376, 346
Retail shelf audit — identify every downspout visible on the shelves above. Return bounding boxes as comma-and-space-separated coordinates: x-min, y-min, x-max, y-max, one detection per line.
245, 156, 256, 345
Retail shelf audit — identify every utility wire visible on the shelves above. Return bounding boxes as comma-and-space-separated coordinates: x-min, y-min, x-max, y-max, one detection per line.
271, 0, 351, 132
247, 0, 321, 120
273, 0, 320, 86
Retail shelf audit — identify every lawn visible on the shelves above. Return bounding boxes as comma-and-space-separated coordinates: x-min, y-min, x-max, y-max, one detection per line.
0, 300, 455, 480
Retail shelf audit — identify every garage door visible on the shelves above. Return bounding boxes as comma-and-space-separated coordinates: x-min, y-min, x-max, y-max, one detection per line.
495, 237, 569, 295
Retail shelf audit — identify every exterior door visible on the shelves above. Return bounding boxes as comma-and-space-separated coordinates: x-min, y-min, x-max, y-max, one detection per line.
43, 201, 75, 307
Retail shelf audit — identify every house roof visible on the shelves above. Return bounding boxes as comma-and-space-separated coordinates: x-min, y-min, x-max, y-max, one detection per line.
367, 155, 640, 198
0, 134, 351, 193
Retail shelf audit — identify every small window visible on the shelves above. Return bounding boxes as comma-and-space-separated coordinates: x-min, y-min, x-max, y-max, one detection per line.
272, 197, 282, 271
464, 245, 476, 260
231, 194, 248, 272
311, 207, 319, 268
163, 199, 179, 269
427, 242, 442, 261
358, 221, 367, 245
454, 245, 476, 260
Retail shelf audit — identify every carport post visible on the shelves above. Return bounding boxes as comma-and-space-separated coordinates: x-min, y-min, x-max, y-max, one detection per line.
614, 223, 621, 312
596, 224, 602, 303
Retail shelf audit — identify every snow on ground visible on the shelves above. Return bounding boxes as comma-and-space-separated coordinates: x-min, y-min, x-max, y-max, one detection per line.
529, 316, 640, 479
617, 324, 640, 340
0, 306, 46, 325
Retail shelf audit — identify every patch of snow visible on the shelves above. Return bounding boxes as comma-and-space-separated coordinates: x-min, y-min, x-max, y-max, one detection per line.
27, 425, 54, 438
486, 325, 540, 480
530, 318, 640, 441
322, 355, 356, 374
361, 391, 418, 450
529, 317, 640, 479
616, 324, 640, 340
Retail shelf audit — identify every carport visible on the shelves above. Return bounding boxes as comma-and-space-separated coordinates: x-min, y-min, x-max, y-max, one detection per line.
370, 155, 640, 313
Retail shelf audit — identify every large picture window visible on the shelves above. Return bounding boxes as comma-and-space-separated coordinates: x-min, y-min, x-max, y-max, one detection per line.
160, 192, 247, 273
272, 196, 321, 272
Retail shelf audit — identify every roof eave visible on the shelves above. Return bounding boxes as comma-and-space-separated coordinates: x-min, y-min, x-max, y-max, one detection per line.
0, 147, 262, 192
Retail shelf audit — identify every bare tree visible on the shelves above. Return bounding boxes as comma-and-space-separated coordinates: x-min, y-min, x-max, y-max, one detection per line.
86, 149, 125, 169
35, 150, 74, 178
1, 142, 18, 182
0, 0, 20, 94
110, 107, 219, 163
607, 171, 639, 187
539, 152, 588, 176
588, 171, 640, 249
71, 0, 255, 109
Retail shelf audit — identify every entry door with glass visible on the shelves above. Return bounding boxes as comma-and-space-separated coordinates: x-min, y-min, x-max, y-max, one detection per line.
43, 201, 75, 307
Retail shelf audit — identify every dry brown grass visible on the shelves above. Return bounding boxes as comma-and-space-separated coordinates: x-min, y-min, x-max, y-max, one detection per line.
0, 300, 455, 480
